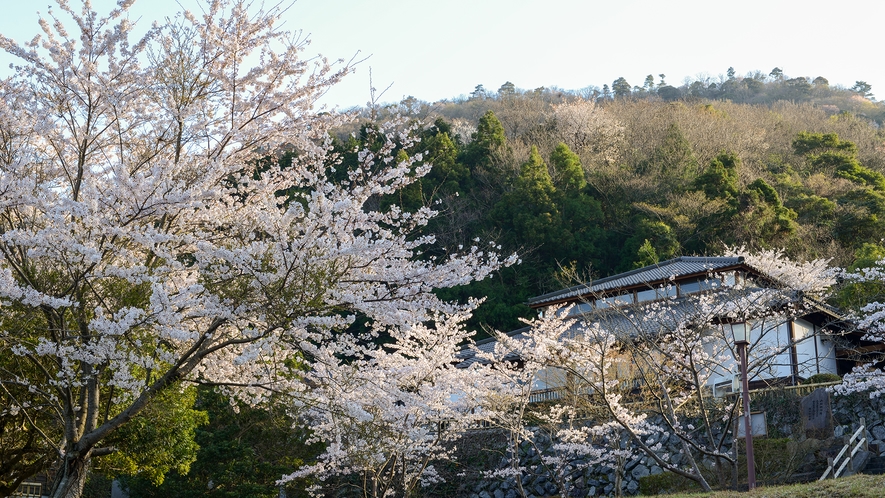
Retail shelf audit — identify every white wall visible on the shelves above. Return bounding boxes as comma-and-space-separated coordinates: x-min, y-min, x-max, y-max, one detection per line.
706, 317, 838, 395
534, 366, 568, 391
794, 318, 837, 376
748, 320, 793, 381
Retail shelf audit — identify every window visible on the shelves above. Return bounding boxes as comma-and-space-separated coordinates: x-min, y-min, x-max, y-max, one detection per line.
12, 483, 42, 498
679, 279, 702, 295
636, 288, 657, 303
596, 294, 633, 308
559, 302, 592, 317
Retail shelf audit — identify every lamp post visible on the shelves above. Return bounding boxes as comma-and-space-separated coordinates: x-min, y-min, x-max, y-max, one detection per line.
729, 322, 756, 491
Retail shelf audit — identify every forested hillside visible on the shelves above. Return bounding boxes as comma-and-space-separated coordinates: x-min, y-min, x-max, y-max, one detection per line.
337, 73, 885, 334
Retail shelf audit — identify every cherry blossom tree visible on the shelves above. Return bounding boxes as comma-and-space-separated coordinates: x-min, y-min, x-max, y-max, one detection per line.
476, 320, 635, 498
550, 99, 624, 165
481, 250, 834, 493
833, 258, 885, 398
280, 308, 504, 497
0, 2, 514, 496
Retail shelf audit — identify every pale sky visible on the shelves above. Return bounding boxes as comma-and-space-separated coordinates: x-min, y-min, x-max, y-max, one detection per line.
1, 0, 883, 109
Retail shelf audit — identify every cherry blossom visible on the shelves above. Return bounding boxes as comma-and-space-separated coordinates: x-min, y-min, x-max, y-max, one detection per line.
0, 2, 513, 496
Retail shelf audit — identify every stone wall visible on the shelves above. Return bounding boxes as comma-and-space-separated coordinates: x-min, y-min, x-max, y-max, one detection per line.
460, 388, 885, 498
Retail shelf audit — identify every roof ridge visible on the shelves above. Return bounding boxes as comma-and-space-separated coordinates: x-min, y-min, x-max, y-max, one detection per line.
528, 256, 747, 305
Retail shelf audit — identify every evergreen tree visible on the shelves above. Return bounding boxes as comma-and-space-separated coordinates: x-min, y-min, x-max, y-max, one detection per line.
516, 146, 557, 207
612, 77, 632, 98
498, 81, 517, 97
792, 131, 857, 156
462, 110, 507, 178
601, 84, 612, 100
621, 220, 679, 271
471, 111, 506, 153
738, 178, 799, 244
550, 142, 586, 192
851, 80, 873, 98
639, 123, 699, 185
693, 152, 740, 202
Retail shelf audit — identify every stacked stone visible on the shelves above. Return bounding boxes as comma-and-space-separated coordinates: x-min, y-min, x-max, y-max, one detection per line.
465, 390, 885, 497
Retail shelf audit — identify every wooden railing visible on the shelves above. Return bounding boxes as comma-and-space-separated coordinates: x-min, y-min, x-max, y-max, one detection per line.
724, 380, 842, 402
820, 417, 868, 480
528, 387, 567, 403
11, 482, 42, 498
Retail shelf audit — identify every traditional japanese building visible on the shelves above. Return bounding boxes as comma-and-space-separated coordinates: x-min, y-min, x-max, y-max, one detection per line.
460, 256, 861, 398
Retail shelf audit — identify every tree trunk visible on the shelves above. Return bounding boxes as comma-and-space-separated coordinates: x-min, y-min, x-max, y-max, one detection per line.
48, 454, 90, 498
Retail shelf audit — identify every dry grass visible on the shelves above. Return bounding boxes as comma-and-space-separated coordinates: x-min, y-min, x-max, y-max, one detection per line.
659, 473, 885, 498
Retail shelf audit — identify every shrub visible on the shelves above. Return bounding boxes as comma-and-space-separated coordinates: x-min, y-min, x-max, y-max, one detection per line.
804, 373, 842, 385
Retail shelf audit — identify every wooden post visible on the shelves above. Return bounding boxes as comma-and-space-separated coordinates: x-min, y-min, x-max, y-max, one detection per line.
827, 457, 835, 479
861, 417, 868, 452
738, 342, 756, 490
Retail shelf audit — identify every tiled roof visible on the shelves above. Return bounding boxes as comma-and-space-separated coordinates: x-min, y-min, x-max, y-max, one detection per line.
527, 256, 746, 306
456, 287, 826, 368
457, 257, 850, 369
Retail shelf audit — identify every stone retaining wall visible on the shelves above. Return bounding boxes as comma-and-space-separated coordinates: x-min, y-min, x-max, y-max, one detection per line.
463, 389, 885, 497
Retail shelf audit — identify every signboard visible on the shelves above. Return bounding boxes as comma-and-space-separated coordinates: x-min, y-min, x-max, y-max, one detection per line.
735, 411, 768, 438
801, 387, 834, 438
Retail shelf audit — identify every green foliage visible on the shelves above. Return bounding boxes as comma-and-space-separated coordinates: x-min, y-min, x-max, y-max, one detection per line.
436, 268, 536, 338
657, 85, 681, 101
380, 119, 471, 214
803, 373, 842, 384
516, 146, 556, 207
612, 77, 631, 98
835, 188, 885, 246
633, 239, 659, 268
492, 147, 561, 264
739, 438, 814, 486
693, 152, 740, 202
466, 111, 506, 160
850, 243, 885, 270
738, 178, 798, 244
747, 178, 781, 206
422, 123, 470, 193
785, 77, 812, 97
322, 102, 885, 337
639, 123, 699, 186
623, 220, 679, 271
498, 81, 516, 97
97, 386, 208, 485
550, 142, 585, 191
787, 194, 836, 226
851, 80, 873, 98
0, 397, 53, 495
833, 243, 885, 309
82, 473, 113, 498
471, 111, 507, 150
120, 388, 321, 498
638, 471, 704, 495
834, 157, 885, 191
792, 131, 857, 157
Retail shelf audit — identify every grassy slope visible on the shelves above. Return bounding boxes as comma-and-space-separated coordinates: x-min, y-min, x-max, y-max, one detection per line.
660, 473, 885, 498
